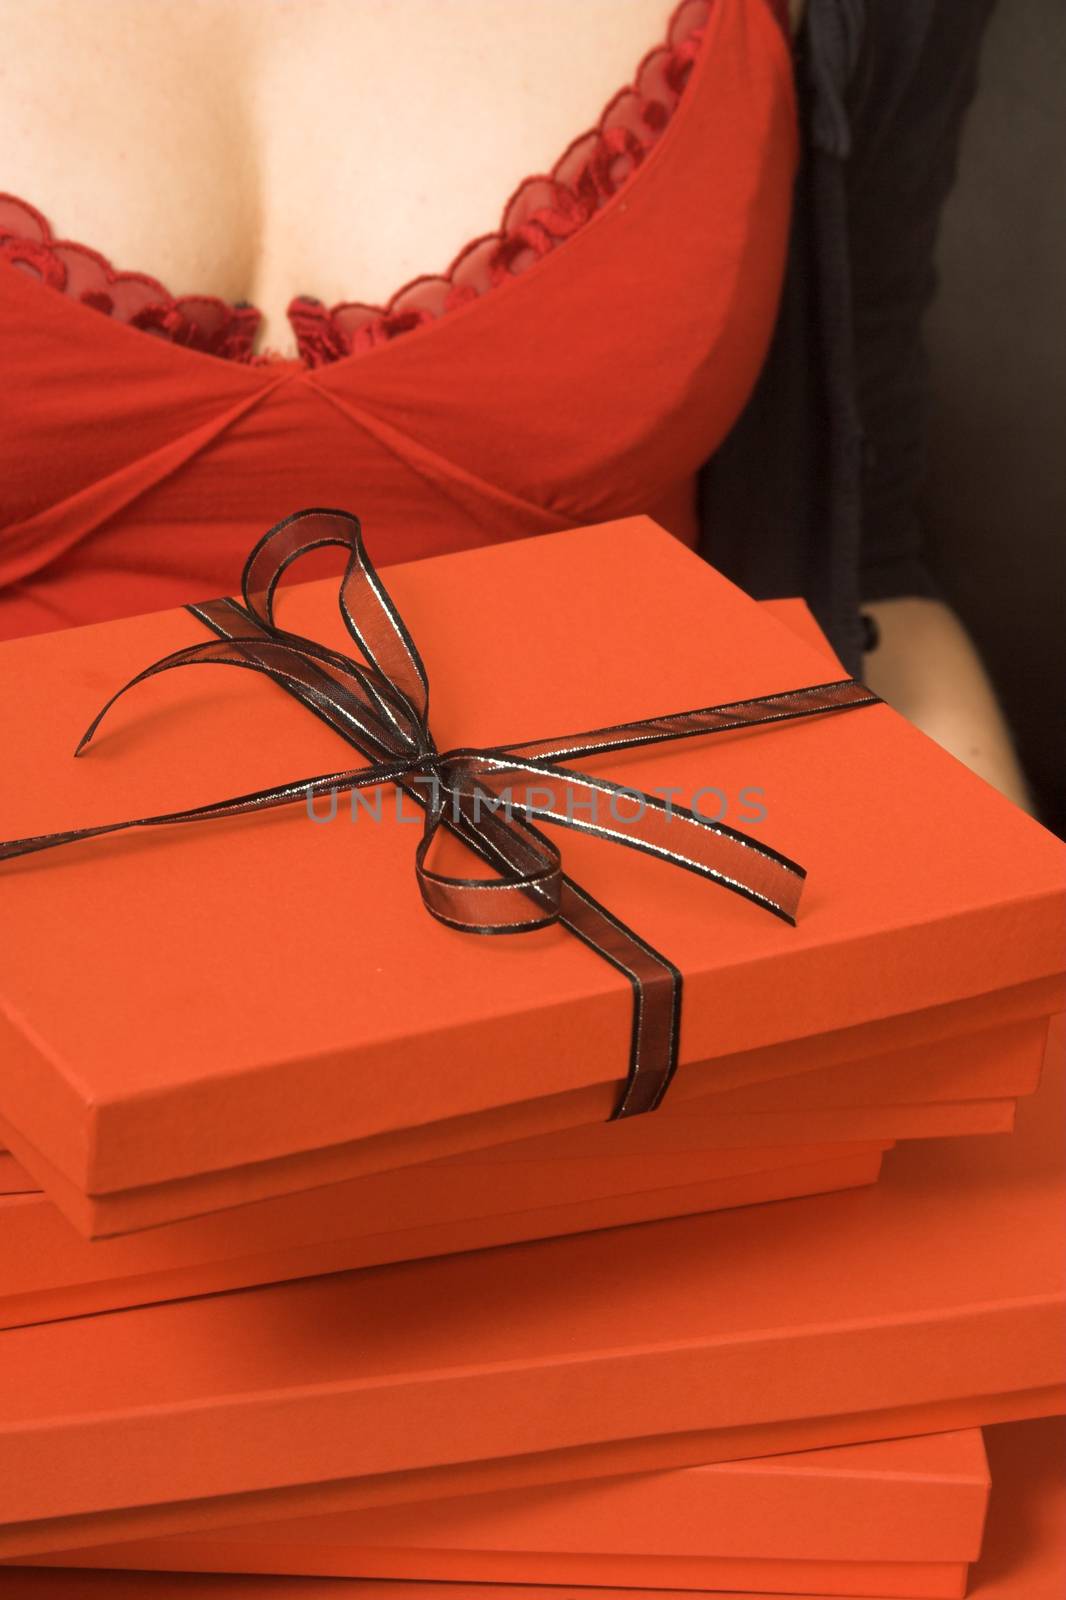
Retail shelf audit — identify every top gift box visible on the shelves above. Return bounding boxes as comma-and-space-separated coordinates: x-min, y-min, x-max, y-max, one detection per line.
0, 511, 1063, 1235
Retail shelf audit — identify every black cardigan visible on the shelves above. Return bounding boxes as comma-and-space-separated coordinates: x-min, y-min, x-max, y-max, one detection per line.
696, 0, 996, 677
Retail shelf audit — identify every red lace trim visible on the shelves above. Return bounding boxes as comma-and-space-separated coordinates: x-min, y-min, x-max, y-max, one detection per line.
0, 0, 779, 369
0, 193, 263, 362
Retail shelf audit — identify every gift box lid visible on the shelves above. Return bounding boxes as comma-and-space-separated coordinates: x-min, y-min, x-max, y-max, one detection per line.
0, 1136, 889, 1330
4, 1422, 1060, 1600
0, 517, 1062, 1209
65, 1429, 989, 1570
1, 1005, 1040, 1238
0, 1023, 1061, 1558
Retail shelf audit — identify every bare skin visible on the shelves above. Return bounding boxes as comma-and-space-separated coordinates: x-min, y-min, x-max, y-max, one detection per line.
0, 0, 1032, 812
0, 0, 686, 354
862, 598, 1032, 811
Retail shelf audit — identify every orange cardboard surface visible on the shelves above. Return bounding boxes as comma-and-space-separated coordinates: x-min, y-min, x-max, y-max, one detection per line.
2, 1419, 1060, 1600
0, 1154, 34, 1195
0, 1026, 1062, 1561
0, 1013, 1047, 1328
0, 999, 1040, 1210
0, 1136, 888, 1331
0, 1004, 1043, 1240
21, 1430, 991, 1600
0, 520, 1063, 1231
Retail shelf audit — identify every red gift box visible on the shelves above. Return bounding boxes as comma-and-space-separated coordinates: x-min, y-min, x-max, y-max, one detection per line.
4, 1419, 1062, 1600
0, 1132, 890, 1330
20, 1430, 992, 1600
0, 1018, 1061, 1563
0, 518, 1062, 1237
0, 1009, 1047, 1329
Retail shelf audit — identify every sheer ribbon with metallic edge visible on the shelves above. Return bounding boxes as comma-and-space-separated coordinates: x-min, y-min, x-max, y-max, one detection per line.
0, 508, 880, 1118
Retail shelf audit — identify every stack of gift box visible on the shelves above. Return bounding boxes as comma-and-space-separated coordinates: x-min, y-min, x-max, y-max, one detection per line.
0, 512, 1063, 1599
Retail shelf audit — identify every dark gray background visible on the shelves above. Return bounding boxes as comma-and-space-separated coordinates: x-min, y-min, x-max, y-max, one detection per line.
921, 0, 1065, 833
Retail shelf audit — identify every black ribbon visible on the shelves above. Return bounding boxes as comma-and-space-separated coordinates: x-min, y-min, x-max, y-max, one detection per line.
0, 509, 880, 1117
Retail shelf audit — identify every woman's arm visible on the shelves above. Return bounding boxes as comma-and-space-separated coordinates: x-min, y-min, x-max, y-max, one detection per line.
862, 597, 1033, 812
842, 0, 1035, 811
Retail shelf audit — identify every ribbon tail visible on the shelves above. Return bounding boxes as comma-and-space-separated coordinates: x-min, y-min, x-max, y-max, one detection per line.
496, 679, 881, 767
451, 754, 807, 925
0, 766, 409, 864
559, 878, 682, 1118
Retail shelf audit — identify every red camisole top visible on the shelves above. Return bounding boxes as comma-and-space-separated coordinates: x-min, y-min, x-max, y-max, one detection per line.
0, 0, 796, 644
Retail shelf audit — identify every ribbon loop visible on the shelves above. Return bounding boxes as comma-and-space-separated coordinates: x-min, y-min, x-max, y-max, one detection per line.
240, 507, 431, 736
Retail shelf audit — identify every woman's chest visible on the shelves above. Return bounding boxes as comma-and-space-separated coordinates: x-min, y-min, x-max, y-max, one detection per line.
0, 0, 676, 354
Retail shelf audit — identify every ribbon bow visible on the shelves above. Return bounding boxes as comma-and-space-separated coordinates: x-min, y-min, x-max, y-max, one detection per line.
0, 509, 879, 1117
